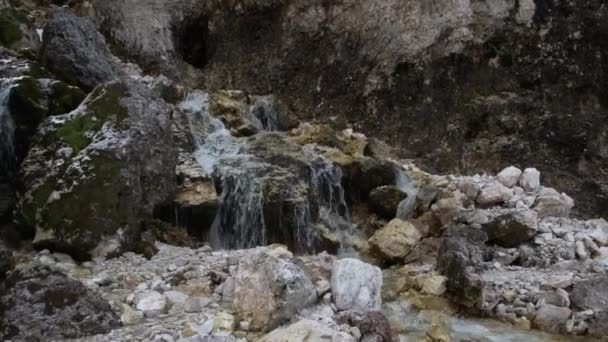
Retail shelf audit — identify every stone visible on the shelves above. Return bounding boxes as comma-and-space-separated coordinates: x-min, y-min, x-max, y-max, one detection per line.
120, 304, 144, 325
16, 77, 177, 259
0, 265, 119, 341
533, 189, 574, 218
426, 312, 452, 342
416, 274, 448, 296
41, 10, 119, 90
482, 210, 538, 247
458, 179, 481, 200
477, 181, 513, 206
519, 168, 541, 193
0, 242, 13, 282
331, 258, 382, 312
431, 197, 463, 227
533, 304, 571, 334
258, 319, 356, 342
213, 312, 236, 335
135, 291, 168, 317
369, 219, 422, 260
335, 310, 392, 342
496, 166, 522, 188
368, 185, 407, 219
232, 249, 316, 332
569, 276, 608, 312
588, 311, 608, 338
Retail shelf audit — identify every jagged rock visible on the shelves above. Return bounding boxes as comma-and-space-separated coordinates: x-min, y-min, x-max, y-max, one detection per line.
16, 77, 177, 259
519, 168, 541, 193
0, 241, 13, 282
569, 276, 608, 312
477, 181, 513, 207
135, 290, 168, 317
331, 258, 382, 312
533, 188, 574, 218
0, 265, 119, 341
533, 304, 570, 334
41, 9, 119, 90
368, 185, 407, 219
232, 248, 316, 332
335, 310, 392, 342
482, 210, 539, 247
259, 319, 356, 342
369, 219, 422, 260
496, 166, 522, 188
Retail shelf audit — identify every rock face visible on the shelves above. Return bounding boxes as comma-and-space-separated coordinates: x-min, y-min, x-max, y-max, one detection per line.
41, 9, 119, 90
232, 249, 316, 332
16, 77, 177, 259
0, 265, 120, 341
91, 0, 608, 219
331, 258, 382, 312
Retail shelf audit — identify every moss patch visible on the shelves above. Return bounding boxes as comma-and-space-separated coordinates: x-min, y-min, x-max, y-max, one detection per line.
0, 9, 22, 48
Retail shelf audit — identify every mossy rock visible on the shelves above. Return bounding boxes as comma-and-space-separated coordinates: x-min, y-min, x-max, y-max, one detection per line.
48, 82, 87, 116
0, 8, 23, 48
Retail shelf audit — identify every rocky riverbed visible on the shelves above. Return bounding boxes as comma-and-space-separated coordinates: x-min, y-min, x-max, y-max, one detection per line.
1, 1, 607, 341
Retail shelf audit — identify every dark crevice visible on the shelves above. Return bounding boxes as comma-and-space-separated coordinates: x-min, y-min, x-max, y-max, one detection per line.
173, 15, 216, 69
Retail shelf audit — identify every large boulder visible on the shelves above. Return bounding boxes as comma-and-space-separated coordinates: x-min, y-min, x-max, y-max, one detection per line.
331, 258, 382, 312
0, 265, 119, 341
232, 248, 316, 332
41, 10, 119, 90
369, 218, 422, 260
533, 188, 574, 218
16, 77, 177, 259
569, 276, 608, 312
481, 210, 539, 247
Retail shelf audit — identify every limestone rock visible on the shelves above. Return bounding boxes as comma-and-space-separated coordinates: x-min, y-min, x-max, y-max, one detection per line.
331, 258, 382, 312
335, 310, 392, 342
426, 312, 452, 342
496, 166, 522, 188
368, 185, 407, 219
482, 210, 539, 248
519, 168, 541, 193
41, 9, 119, 90
0, 265, 119, 341
232, 249, 316, 332
259, 319, 356, 342
369, 219, 422, 260
569, 276, 608, 312
533, 304, 571, 334
533, 188, 574, 218
135, 290, 168, 317
477, 181, 513, 206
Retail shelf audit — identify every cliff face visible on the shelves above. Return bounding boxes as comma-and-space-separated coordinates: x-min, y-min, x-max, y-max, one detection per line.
92, 0, 608, 218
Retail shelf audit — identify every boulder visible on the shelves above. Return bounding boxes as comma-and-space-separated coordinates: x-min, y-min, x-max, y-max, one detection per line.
519, 168, 541, 193
259, 319, 356, 342
569, 276, 608, 312
331, 258, 382, 312
17, 77, 177, 259
368, 185, 407, 218
496, 166, 522, 188
135, 290, 168, 317
335, 310, 392, 342
369, 219, 422, 260
533, 188, 574, 218
477, 181, 513, 206
232, 249, 316, 332
41, 10, 119, 90
0, 265, 119, 341
482, 210, 539, 248
588, 311, 608, 338
533, 304, 571, 334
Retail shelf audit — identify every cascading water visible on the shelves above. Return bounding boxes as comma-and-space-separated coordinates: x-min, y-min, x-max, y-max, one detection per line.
395, 168, 418, 220
0, 79, 16, 173
178, 91, 353, 253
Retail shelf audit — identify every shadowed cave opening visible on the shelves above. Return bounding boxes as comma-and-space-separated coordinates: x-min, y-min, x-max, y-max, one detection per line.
173, 15, 215, 69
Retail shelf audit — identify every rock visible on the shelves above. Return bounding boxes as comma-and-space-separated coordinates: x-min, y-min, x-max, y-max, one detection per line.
335, 310, 392, 342
120, 304, 144, 325
426, 312, 452, 342
364, 138, 394, 160
259, 319, 356, 342
213, 312, 236, 335
16, 77, 177, 259
368, 185, 407, 219
0, 6, 40, 50
135, 291, 168, 317
482, 210, 539, 247
0, 242, 13, 282
0, 265, 119, 341
588, 311, 608, 338
232, 249, 316, 332
331, 258, 382, 312
431, 197, 463, 227
368, 219, 422, 260
416, 274, 447, 296
41, 9, 119, 90
533, 188, 574, 218
536, 289, 570, 308
533, 304, 571, 334
496, 166, 522, 188
477, 181, 513, 206
458, 179, 481, 200
519, 168, 541, 193
569, 276, 608, 312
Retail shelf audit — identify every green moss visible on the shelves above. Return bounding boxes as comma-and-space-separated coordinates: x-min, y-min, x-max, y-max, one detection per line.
0, 9, 22, 48
19, 179, 57, 226
54, 83, 129, 153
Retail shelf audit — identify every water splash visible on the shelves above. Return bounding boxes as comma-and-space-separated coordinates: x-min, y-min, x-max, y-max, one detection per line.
395, 168, 418, 220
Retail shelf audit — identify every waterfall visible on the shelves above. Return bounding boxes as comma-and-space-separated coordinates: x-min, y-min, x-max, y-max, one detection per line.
395, 168, 418, 220
178, 91, 353, 253
0, 80, 16, 173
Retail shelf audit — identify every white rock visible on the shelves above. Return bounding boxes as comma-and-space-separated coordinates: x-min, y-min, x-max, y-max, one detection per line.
165, 291, 189, 306
259, 319, 356, 342
213, 312, 236, 335
534, 190, 574, 218
477, 181, 513, 206
520, 168, 541, 192
120, 304, 144, 325
575, 241, 588, 260
496, 166, 522, 188
135, 291, 167, 317
516, 0, 537, 25
331, 258, 382, 312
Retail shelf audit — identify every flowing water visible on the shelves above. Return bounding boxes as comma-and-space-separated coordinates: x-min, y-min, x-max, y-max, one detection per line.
179, 92, 353, 253
395, 168, 419, 220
